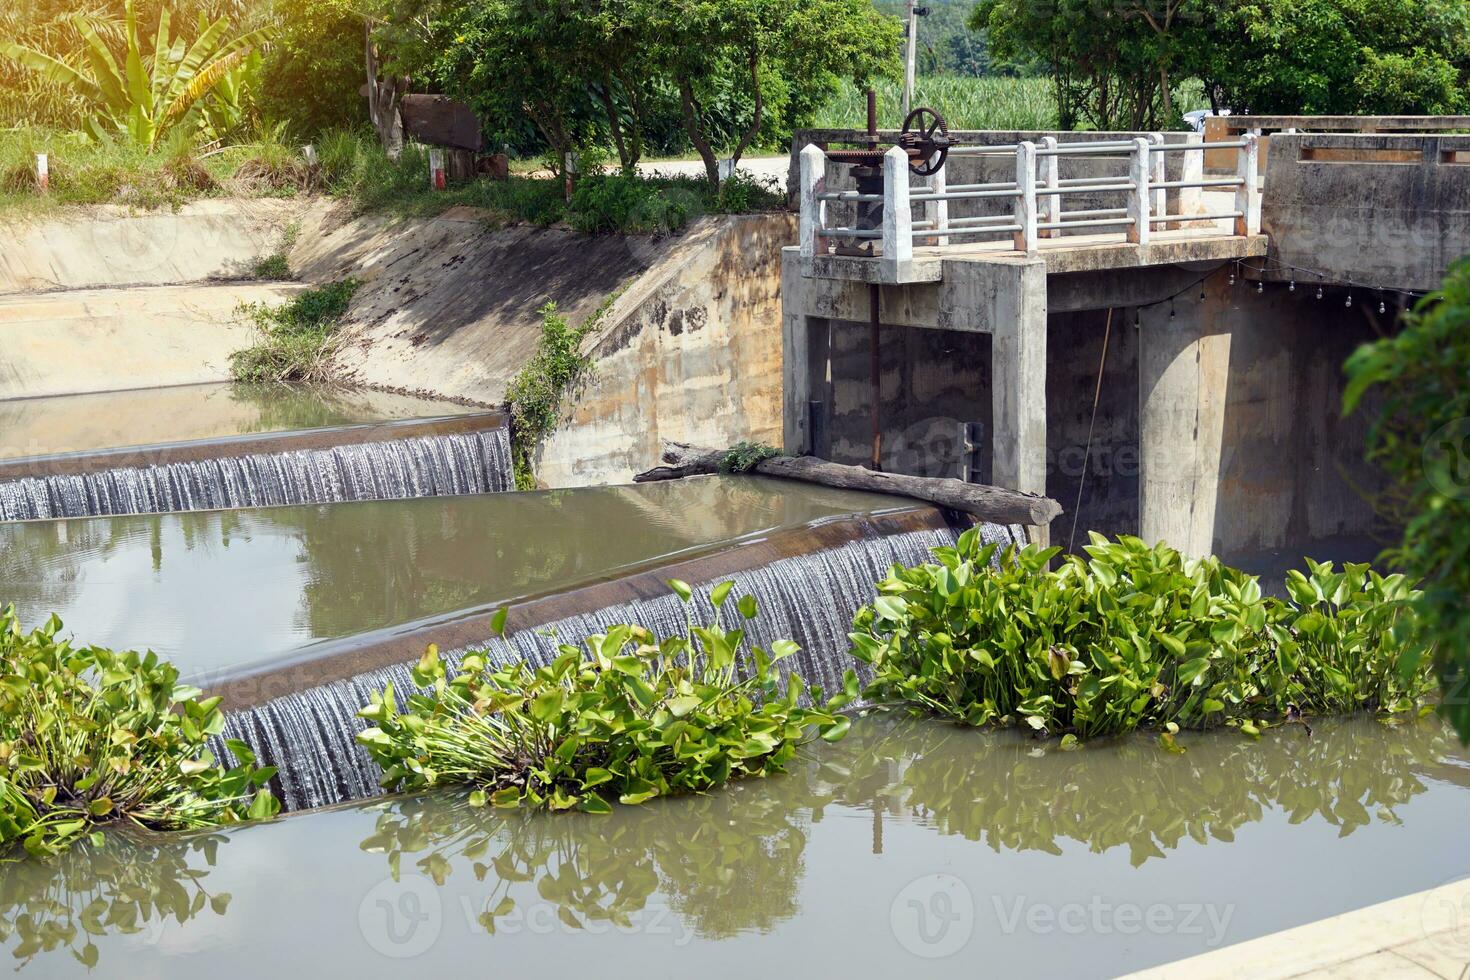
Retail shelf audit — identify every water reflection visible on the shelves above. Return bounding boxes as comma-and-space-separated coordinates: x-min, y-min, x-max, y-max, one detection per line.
0, 830, 231, 970
2, 715, 1462, 970
359, 776, 815, 941
0, 382, 473, 462
1, 478, 900, 678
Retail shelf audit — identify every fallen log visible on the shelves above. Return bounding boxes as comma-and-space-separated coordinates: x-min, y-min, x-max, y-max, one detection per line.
634, 442, 1062, 527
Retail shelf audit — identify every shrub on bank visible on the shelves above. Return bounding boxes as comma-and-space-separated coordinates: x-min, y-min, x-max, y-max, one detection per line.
0, 608, 278, 858
229, 278, 360, 385
356, 584, 853, 812
851, 530, 1431, 739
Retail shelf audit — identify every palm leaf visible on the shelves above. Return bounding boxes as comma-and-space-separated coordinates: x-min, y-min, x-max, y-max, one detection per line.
157, 47, 251, 142
0, 41, 103, 104
76, 19, 128, 117
151, 6, 173, 104
123, 0, 152, 125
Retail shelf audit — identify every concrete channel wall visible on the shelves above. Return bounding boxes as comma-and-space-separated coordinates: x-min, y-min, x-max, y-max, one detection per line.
1261, 133, 1470, 292
537, 215, 793, 486
1, 198, 793, 487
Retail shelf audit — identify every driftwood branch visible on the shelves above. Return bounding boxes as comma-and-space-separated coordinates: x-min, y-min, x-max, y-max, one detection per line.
635, 443, 1062, 527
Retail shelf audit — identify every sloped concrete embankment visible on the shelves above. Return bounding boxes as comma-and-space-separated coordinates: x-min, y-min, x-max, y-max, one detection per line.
0, 199, 322, 396
2, 199, 795, 485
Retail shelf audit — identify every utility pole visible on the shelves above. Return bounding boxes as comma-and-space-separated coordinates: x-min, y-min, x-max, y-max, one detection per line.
900, 2, 923, 121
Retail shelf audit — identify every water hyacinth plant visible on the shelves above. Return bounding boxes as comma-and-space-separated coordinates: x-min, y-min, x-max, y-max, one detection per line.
357, 584, 854, 813
0, 608, 279, 858
851, 530, 1432, 741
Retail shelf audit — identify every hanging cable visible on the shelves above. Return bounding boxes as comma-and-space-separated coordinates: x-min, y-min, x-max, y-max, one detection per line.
1068, 308, 1113, 554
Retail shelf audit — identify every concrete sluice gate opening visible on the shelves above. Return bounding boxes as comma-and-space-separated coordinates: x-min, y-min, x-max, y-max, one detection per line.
2, 474, 1025, 811
0, 383, 512, 521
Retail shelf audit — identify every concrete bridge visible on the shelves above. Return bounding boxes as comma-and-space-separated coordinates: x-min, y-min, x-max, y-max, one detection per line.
782, 122, 1470, 570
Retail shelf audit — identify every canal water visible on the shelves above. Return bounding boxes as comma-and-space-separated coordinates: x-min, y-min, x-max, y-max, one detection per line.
5, 714, 1468, 978
0, 476, 908, 681
0, 383, 476, 462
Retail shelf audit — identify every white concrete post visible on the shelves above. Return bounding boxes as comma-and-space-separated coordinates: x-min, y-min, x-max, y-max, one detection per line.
923, 157, 948, 247
1014, 141, 1037, 253
799, 144, 829, 261
882, 145, 913, 280
302, 144, 318, 167
1128, 137, 1151, 247
1234, 130, 1262, 236
1147, 132, 1166, 224
429, 147, 446, 190
35, 153, 48, 193
1039, 136, 1059, 238
1178, 131, 1204, 228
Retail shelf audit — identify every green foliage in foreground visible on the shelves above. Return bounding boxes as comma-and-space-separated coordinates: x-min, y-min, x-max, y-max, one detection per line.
852, 530, 1431, 740
357, 585, 853, 813
1344, 257, 1470, 742
229, 278, 359, 385
0, 608, 278, 859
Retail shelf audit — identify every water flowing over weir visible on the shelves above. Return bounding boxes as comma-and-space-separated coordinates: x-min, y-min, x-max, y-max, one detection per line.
0, 426, 512, 521
216, 522, 1021, 811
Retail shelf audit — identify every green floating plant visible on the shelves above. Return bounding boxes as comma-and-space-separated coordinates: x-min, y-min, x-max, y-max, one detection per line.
0, 607, 278, 859
851, 529, 1433, 740
357, 584, 853, 812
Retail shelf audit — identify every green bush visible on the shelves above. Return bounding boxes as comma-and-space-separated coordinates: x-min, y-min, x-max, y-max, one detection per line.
1345, 256, 1470, 741
357, 584, 853, 813
229, 278, 360, 384
0, 608, 278, 858
569, 173, 689, 234
504, 301, 598, 488
851, 530, 1430, 740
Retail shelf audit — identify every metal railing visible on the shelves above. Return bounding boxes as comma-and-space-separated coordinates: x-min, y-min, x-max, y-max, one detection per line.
799, 131, 1262, 271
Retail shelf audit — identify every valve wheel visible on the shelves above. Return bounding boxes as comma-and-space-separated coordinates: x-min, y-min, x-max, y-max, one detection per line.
901, 106, 949, 176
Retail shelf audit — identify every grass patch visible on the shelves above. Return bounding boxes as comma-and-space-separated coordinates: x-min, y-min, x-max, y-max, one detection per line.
357, 584, 851, 812
229, 278, 360, 385
0, 608, 278, 858
251, 220, 301, 280
852, 531, 1431, 742
0, 126, 787, 228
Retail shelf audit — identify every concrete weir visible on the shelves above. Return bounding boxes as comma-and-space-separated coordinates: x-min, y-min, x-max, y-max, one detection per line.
0, 475, 1020, 810
0, 409, 513, 521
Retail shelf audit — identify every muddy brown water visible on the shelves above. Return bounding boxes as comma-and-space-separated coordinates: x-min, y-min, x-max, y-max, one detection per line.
0, 476, 916, 682
5, 713, 1469, 978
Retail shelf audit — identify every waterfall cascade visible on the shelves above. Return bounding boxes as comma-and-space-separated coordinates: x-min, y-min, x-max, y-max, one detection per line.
0, 427, 513, 521
218, 522, 1021, 811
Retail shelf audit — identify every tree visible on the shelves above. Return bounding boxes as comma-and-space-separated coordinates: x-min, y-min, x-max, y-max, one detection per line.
639, 0, 899, 190
1343, 258, 1470, 743
256, 0, 366, 137
1191, 0, 1470, 115
972, 0, 1180, 130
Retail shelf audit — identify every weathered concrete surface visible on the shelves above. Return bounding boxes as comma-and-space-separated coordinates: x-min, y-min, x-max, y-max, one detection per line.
0, 282, 300, 399
0, 199, 324, 293
1138, 267, 1390, 564
303, 204, 669, 405
783, 250, 1049, 501
1262, 133, 1470, 292
537, 215, 795, 485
